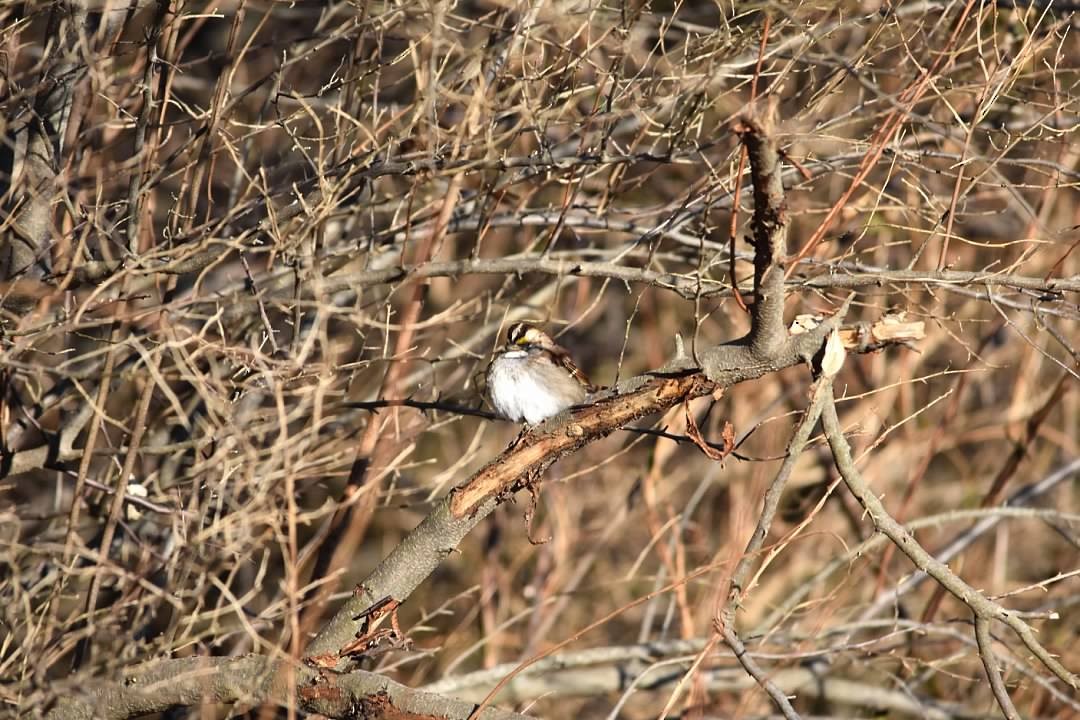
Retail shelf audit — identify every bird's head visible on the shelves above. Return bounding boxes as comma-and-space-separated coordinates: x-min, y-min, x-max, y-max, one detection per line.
506, 322, 550, 348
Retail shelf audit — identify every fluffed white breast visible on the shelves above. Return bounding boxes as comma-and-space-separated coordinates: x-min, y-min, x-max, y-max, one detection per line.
486, 350, 583, 425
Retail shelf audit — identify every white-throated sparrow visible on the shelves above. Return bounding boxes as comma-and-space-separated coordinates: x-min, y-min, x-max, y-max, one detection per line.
486, 323, 596, 425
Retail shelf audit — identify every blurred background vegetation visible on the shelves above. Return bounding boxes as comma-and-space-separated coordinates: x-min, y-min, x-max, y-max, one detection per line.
0, 0, 1077, 717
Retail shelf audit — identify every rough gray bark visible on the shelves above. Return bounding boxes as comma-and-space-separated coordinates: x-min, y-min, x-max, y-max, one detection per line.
47, 655, 534, 720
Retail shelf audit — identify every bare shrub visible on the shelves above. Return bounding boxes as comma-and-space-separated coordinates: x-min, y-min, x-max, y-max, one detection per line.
0, 2, 1076, 719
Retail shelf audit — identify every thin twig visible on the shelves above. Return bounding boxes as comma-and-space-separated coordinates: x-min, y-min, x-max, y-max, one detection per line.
975, 616, 1022, 720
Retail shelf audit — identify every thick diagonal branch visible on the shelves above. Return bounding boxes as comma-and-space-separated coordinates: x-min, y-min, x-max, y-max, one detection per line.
308, 327, 841, 659
47, 655, 533, 720
307, 102, 850, 654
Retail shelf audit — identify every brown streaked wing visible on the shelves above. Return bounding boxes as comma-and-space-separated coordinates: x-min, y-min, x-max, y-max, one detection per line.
548, 347, 597, 393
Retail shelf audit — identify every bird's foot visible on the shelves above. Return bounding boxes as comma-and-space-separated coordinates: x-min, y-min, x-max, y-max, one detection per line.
508, 424, 532, 449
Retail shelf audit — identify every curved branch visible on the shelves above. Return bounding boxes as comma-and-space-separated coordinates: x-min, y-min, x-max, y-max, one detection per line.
821, 396, 1079, 692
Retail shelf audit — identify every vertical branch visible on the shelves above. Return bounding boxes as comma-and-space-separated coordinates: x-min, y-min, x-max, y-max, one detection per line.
125, 0, 172, 255
975, 616, 1021, 720
2, 1, 88, 288
733, 111, 788, 357
74, 363, 157, 669
712, 378, 830, 720
721, 377, 831, 611
725, 13, 772, 316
